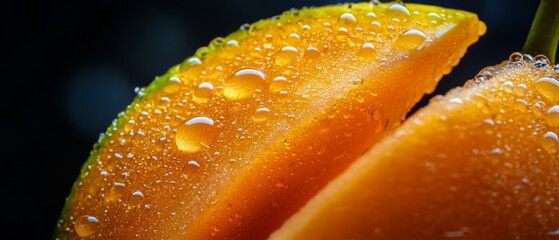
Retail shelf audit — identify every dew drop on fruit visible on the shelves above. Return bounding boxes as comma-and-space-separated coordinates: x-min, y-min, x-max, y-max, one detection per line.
358, 43, 375, 58
194, 82, 214, 102
508, 52, 523, 63
544, 105, 559, 127
339, 12, 357, 24
395, 29, 426, 50
176, 116, 216, 153
75, 215, 99, 237
542, 131, 559, 154
270, 76, 289, 94
535, 77, 559, 102
387, 3, 410, 19
275, 46, 299, 66
105, 182, 126, 203
253, 107, 271, 123
223, 68, 266, 100
188, 160, 201, 167
303, 47, 321, 59
163, 76, 182, 94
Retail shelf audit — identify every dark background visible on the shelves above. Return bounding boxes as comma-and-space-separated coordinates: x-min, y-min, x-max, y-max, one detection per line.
2, 0, 547, 238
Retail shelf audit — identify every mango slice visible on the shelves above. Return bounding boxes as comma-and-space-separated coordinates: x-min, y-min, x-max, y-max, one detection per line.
271, 55, 559, 240
55, 2, 484, 239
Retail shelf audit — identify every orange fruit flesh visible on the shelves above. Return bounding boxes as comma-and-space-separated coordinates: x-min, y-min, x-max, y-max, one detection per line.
271, 56, 559, 239
55, 2, 484, 239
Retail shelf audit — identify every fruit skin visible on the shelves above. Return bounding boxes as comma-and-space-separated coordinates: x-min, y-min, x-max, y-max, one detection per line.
271, 56, 559, 240
54, 2, 484, 239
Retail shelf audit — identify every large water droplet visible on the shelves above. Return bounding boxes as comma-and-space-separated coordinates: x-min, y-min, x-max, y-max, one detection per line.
387, 3, 410, 19
357, 43, 375, 58
303, 47, 321, 59
176, 116, 217, 153
270, 76, 289, 94
542, 131, 559, 154
544, 105, 559, 127
339, 12, 357, 24
75, 215, 99, 237
163, 76, 182, 94
194, 82, 214, 102
275, 46, 299, 66
535, 77, 559, 102
223, 68, 266, 100
252, 107, 271, 123
395, 29, 426, 50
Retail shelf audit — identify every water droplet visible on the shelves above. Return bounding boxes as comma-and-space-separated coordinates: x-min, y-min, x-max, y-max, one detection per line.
370, 0, 380, 6
270, 76, 289, 94
449, 97, 463, 104
176, 116, 217, 153
395, 29, 426, 50
105, 182, 126, 203
194, 82, 214, 102
75, 215, 99, 237
502, 81, 514, 92
534, 54, 550, 67
542, 131, 559, 154
387, 3, 410, 19
253, 107, 271, 123
303, 47, 321, 59
358, 43, 375, 58
508, 52, 523, 63
275, 46, 299, 66
514, 99, 528, 112
186, 57, 202, 66
223, 68, 266, 100
163, 76, 181, 94
370, 21, 382, 32
188, 160, 200, 167
535, 77, 559, 102
339, 12, 357, 23
544, 105, 559, 127
226, 39, 239, 47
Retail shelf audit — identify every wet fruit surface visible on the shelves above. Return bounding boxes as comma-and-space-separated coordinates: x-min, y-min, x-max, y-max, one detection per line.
271, 55, 559, 239
55, 2, 484, 239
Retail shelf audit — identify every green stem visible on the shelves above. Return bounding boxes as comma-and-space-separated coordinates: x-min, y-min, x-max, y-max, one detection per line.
522, 0, 559, 64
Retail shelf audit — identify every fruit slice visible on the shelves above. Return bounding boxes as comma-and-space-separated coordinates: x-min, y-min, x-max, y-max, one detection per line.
55, 2, 484, 239
271, 55, 559, 239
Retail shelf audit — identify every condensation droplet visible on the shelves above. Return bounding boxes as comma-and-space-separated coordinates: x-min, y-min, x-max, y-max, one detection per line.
387, 3, 411, 19
188, 160, 201, 167
358, 43, 375, 58
275, 46, 299, 66
535, 77, 559, 102
303, 47, 321, 59
544, 105, 559, 127
176, 116, 217, 153
270, 76, 289, 94
223, 68, 266, 100
163, 76, 182, 94
339, 12, 357, 23
253, 107, 271, 123
542, 131, 559, 154
395, 29, 426, 50
194, 82, 214, 102
509, 52, 523, 63
75, 215, 99, 237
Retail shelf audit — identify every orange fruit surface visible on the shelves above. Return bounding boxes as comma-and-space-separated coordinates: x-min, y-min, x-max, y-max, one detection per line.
271, 54, 559, 240
55, 2, 484, 239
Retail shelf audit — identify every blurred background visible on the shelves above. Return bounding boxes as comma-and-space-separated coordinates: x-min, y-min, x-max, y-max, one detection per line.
2, 0, 547, 238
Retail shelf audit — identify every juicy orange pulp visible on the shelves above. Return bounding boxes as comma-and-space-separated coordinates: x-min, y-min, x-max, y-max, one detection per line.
271, 55, 559, 239
55, 2, 484, 239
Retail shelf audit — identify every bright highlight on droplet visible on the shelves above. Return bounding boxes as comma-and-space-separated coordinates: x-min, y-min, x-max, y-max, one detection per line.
75, 215, 99, 237
542, 131, 559, 154
223, 68, 266, 100
544, 105, 559, 127
535, 77, 559, 102
253, 107, 271, 123
194, 82, 214, 102
395, 29, 427, 50
176, 116, 217, 153
275, 46, 299, 66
